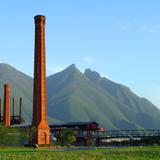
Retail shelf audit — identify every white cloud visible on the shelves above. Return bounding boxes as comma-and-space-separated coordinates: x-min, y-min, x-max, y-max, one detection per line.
84, 56, 96, 63
115, 21, 160, 33
147, 26, 160, 33
114, 21, 132, 31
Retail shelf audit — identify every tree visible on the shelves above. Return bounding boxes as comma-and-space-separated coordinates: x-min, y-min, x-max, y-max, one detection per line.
18, 128, 30, 146
29, 127, 37, 146
0, 125, 32, 146
60, 129, 76, 146
0, 125, 19, 146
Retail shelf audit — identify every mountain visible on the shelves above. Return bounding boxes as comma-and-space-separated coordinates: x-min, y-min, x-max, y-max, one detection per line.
0, 63, 33, 122
84, 69, 160, 129
47, 64, 123, 128
47, 64, 160, 129
1, 63, 160, 129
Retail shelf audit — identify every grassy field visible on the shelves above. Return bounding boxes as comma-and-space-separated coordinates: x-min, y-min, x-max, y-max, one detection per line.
0, 146, 160, 160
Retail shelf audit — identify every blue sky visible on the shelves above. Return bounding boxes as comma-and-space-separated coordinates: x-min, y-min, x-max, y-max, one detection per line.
0, 0, 160, 107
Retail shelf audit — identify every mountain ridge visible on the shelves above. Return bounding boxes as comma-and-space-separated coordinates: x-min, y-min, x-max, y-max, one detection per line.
0, 63, 160, 129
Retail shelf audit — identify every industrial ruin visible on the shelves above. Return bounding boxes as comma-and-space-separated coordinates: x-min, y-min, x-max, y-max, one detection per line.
0, 15, 101, 146
0, 15, 50, 145
0, 84, 23, 126
1, 15, 160, 147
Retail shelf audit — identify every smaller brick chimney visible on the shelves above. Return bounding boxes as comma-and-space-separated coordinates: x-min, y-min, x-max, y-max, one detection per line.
3, 84, 10, 126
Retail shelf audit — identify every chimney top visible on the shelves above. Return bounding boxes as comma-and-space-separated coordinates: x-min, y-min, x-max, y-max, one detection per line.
4, 84, 10, 87
34, 15, 45, 24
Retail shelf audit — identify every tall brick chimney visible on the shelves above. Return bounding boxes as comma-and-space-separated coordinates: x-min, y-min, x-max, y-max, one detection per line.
3, 84, 10, 126
32, 15, 50, 145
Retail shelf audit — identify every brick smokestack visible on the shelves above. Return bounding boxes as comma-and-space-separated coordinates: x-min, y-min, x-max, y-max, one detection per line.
3, 84, 10, 126
32, 15, 50, 144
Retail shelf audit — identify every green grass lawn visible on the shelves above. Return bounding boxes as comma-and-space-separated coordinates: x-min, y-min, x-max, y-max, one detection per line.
0, 146, 160, 160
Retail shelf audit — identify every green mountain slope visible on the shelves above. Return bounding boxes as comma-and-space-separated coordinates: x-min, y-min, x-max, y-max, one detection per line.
84, 69, 160, 129
47, 64, 122, 128
47, 64, 160, 129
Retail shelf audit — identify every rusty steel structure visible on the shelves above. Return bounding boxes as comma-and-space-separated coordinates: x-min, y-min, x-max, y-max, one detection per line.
19, 97, 22, 121
10, 97, 24, 125
32, 15, 50, 145
0, 86, 24, 125
49, 122, 160, 146
12, 97, 15, 117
